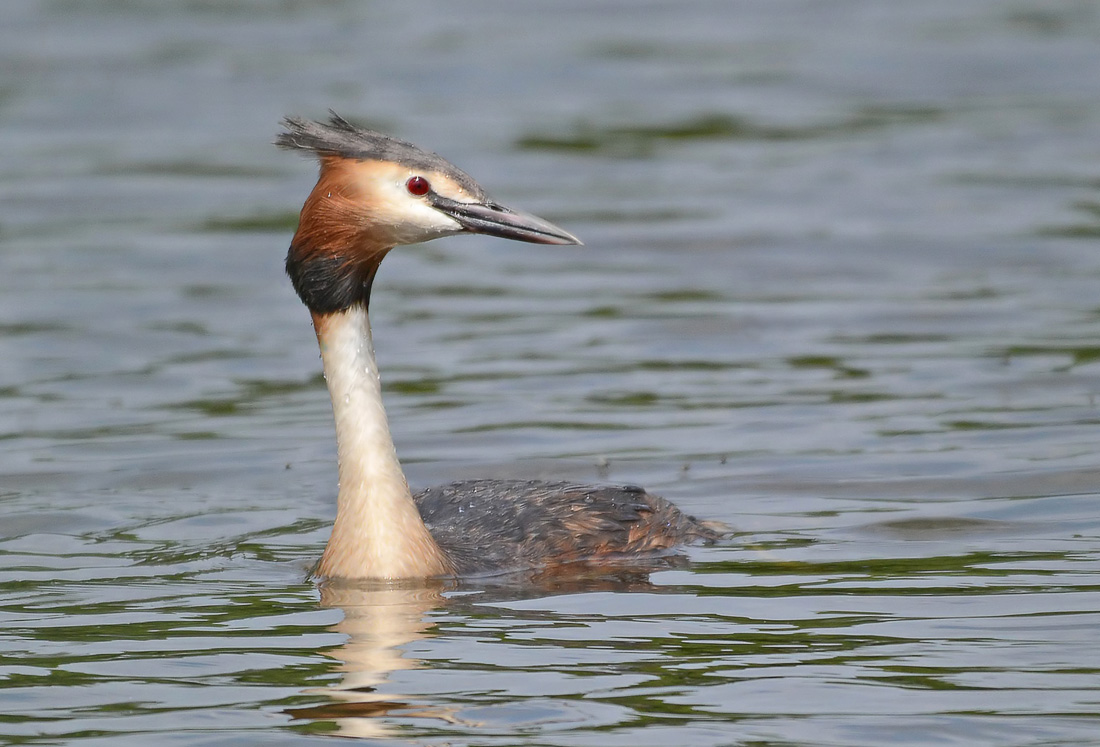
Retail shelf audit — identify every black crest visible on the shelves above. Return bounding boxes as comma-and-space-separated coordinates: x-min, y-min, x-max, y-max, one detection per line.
276, 112, 483, 196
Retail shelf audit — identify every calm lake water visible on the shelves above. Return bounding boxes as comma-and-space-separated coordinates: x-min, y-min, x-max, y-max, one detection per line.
3, 1, 1100, 744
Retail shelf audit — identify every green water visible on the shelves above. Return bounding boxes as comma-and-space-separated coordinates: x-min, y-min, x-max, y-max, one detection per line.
2, 1, 1100, 744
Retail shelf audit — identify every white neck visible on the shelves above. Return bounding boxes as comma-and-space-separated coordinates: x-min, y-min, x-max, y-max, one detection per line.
313, 305, 451, 579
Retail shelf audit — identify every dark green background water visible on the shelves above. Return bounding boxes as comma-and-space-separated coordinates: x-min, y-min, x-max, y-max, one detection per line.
2, 1, 1100, 744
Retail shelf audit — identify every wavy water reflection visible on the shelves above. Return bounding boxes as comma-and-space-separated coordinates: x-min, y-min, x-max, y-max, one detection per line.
4, 0, 1100, 744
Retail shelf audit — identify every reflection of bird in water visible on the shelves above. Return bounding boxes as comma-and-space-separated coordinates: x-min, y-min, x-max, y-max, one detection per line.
287, 583, 459, 740
287, 575, 673, 738
276, 114, 725, 580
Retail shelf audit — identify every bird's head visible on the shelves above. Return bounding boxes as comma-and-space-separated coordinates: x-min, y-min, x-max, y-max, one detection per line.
276, 113, 581, 314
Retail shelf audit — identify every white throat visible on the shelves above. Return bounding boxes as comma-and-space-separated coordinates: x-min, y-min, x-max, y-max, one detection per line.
313, 305, 450, 579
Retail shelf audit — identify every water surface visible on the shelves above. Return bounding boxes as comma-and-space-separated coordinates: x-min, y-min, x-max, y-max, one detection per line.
2, 1, 1100, 744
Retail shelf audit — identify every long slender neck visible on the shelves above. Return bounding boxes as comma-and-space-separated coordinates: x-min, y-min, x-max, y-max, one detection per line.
312, 304, 452, 579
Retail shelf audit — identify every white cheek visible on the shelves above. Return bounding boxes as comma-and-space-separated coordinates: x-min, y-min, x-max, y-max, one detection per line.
399, 199, 463, 241
375, 182, 463, 245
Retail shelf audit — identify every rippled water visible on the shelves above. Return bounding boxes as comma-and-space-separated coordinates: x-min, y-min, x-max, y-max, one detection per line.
3, 1, 1100, 744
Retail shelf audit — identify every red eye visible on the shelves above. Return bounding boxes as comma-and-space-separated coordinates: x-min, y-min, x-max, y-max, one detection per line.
405, 176, 431, 196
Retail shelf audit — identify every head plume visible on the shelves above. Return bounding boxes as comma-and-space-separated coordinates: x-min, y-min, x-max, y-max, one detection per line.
276, 112, 483, 197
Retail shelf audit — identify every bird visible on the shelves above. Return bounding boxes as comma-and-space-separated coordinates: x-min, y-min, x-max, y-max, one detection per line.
276, 113, 723, 580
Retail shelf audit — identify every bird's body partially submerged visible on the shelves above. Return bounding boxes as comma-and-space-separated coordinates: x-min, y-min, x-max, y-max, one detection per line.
277, 114, 722, 580
416, 480, 719, 577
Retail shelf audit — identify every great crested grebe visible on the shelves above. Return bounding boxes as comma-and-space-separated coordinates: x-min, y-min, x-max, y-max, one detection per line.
276, 113, 722, 580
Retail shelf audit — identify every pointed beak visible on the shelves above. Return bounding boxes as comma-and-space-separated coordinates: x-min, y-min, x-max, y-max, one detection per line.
429, 195, 583, 246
